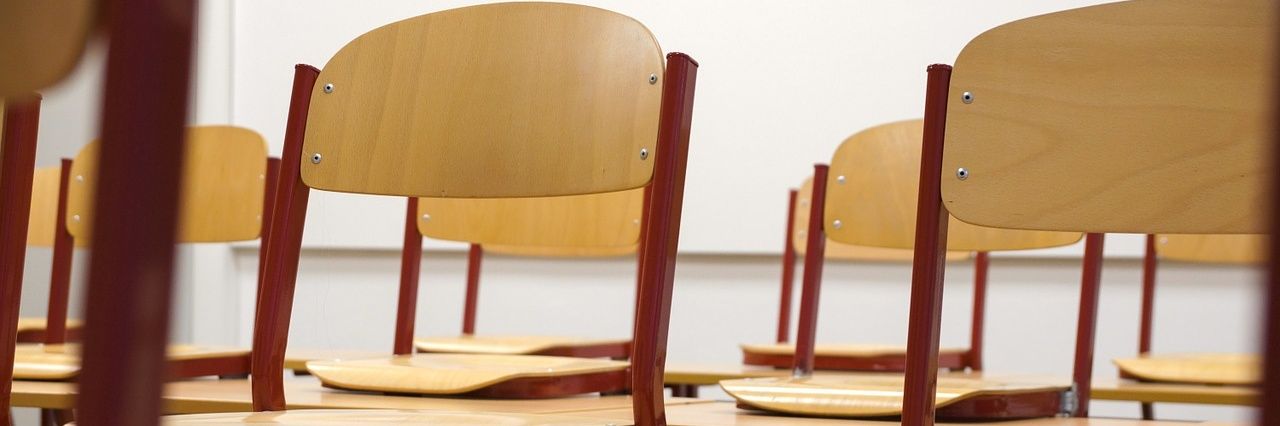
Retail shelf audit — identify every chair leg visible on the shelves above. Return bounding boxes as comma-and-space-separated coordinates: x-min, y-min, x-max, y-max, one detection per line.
1140, 402, 1154, 420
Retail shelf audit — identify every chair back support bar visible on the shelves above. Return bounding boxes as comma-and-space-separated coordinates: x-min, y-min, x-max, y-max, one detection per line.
0, 0, 96, 97
418, 188, 644, 247
299, 3, 663, 198
67, 126, 269, 243
1156, 234, 1266, 264
941, 0, 1273, 234
0, 96, 42, 424
825, 119, 1081, 251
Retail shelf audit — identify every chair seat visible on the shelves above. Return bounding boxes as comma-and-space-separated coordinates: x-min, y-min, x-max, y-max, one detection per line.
13, 343, 250, 380
162, 409, 609, 425
721, 373, 1069, 419
16, 317, 82, 342
1113, 353, 1257, 385
283, 348, 385, 372
414, 335, 630, 358
307, 353, 629, 397
740, 343, 970, 372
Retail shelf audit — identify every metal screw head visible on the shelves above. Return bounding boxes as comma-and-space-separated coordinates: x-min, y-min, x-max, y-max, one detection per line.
632, 219, 641, 225
640, 148, 649, 160
421, 214, 430, 222
648, 74, 658, 85
311, 153, 323, 164
323, 83, 334, 93
836, 175, 846, 184
956, 167, 969, 180
72, 214, 81, 222
832, 219, 843, 230
75, 175, 84, 182
259, 174, 265, 180
962, 91, 974, 104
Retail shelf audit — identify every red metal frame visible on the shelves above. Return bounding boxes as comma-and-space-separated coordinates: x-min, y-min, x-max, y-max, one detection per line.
967, 251, 989, 370
1072, 233, 1105, 417
0, 95, 42, 426
776, 189, 799, 343
76, 0, 196, 423
1138, 234, 1157, 419
745, 350, 967, 372
901, 64, 954, 426
462, 243, 483, 335
792, 165, 829, 377
43, 159, 75, 345
394, 198, 424, 355
632, 185, 652, 337
631, 52, 698, 426
1263, 32, 1280, 424
255, 158, 282, 320
251, 64, 320, 411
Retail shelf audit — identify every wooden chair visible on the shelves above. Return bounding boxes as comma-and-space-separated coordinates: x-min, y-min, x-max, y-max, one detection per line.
872, 1, 1266, 425
0, 3, 97, 423
1108, 233, 1265, 418
10, 126, 272, 382
15, 164, 82, 344
164, 3, 698, 424
721, 119, 1082, 420
401, 189, 644, 359
742, 176, 977, 372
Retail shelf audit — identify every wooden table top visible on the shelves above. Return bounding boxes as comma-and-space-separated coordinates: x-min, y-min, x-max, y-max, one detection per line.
1090, 378, 1255, 406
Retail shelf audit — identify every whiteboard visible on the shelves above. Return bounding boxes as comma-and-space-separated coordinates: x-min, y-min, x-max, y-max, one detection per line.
230, 0, 1130, 255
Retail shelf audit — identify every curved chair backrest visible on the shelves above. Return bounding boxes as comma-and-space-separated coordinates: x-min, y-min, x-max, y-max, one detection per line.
299, 4, 663, 198
941, 0, 1271, 234
1156, 234, 1266, 265
485, 244, 638, 258
794, 177, 968, 261
26, 166, 64, 247
66, 125, 269, 243
0, 0, 97, 97
824, 119, 1082, 251
418, 188, 645, 247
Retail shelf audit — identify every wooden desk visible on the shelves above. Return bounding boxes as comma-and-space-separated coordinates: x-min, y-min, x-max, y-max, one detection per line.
663, 363, 789, 386
1090, 378, 1255, 406
562, 401, 1245, 425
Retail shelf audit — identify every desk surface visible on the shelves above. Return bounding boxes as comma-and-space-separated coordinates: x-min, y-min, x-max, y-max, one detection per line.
1090, 378, 1255, 406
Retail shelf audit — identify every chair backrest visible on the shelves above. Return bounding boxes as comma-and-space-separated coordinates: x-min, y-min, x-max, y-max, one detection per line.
26, 166, 63, 247
940, 0, 1272, 234
418, 188, 645, 247
485, 244, 638, 258
66, 125, 268, 242
0, 0, 96, 97
824, 119, 1082, 250
1157, 234, 1266, 264
298, 3, 663, 198
793, 177, 969, 261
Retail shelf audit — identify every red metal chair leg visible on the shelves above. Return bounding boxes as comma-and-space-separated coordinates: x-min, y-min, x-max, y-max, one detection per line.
44, 159, 74, 345
967, 251, 989, 371
776, 189, 799, 343
902, 64, 954, 426
793, 165, 829, 377
1260, 35, 1280, 426
254, 158, 281, 322
462, 243, 482, 335
0, 95, 42, 426
76, 1, 197, 424
394, 198, 424, 355
630, 52, 697, 426
1138, 234, 1157, 419
250, 64, 319, 412
1071, 233, 1105, 417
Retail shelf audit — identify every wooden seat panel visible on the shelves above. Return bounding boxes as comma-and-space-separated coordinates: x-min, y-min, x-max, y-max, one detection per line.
162, 409, 613, 425
283, 348, 385, 372
1089, 378, 1255, 406
720, 374, 1068, 419
663, 363, 790, 386
306, 354, 629, 396
1113, 353, 1257, 386
740, 343, 969, 372
413, 335, 630, 358
12, 343, 249, 380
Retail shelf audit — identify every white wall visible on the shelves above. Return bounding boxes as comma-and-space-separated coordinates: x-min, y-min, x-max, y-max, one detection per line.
13, 1, 1266, 424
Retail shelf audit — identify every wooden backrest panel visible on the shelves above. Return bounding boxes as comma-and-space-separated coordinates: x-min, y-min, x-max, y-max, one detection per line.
794, 177, 969, 261
418, 188, 644, 247
824, 120, 1081, 251
1156, 234, 1266, 264
0, 0, 96, 96
26, 166, 62, 247
300, 3, 664, 198
485, 244, 637, 258
67, 126, 268, 242
942, 0, 1274, 234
